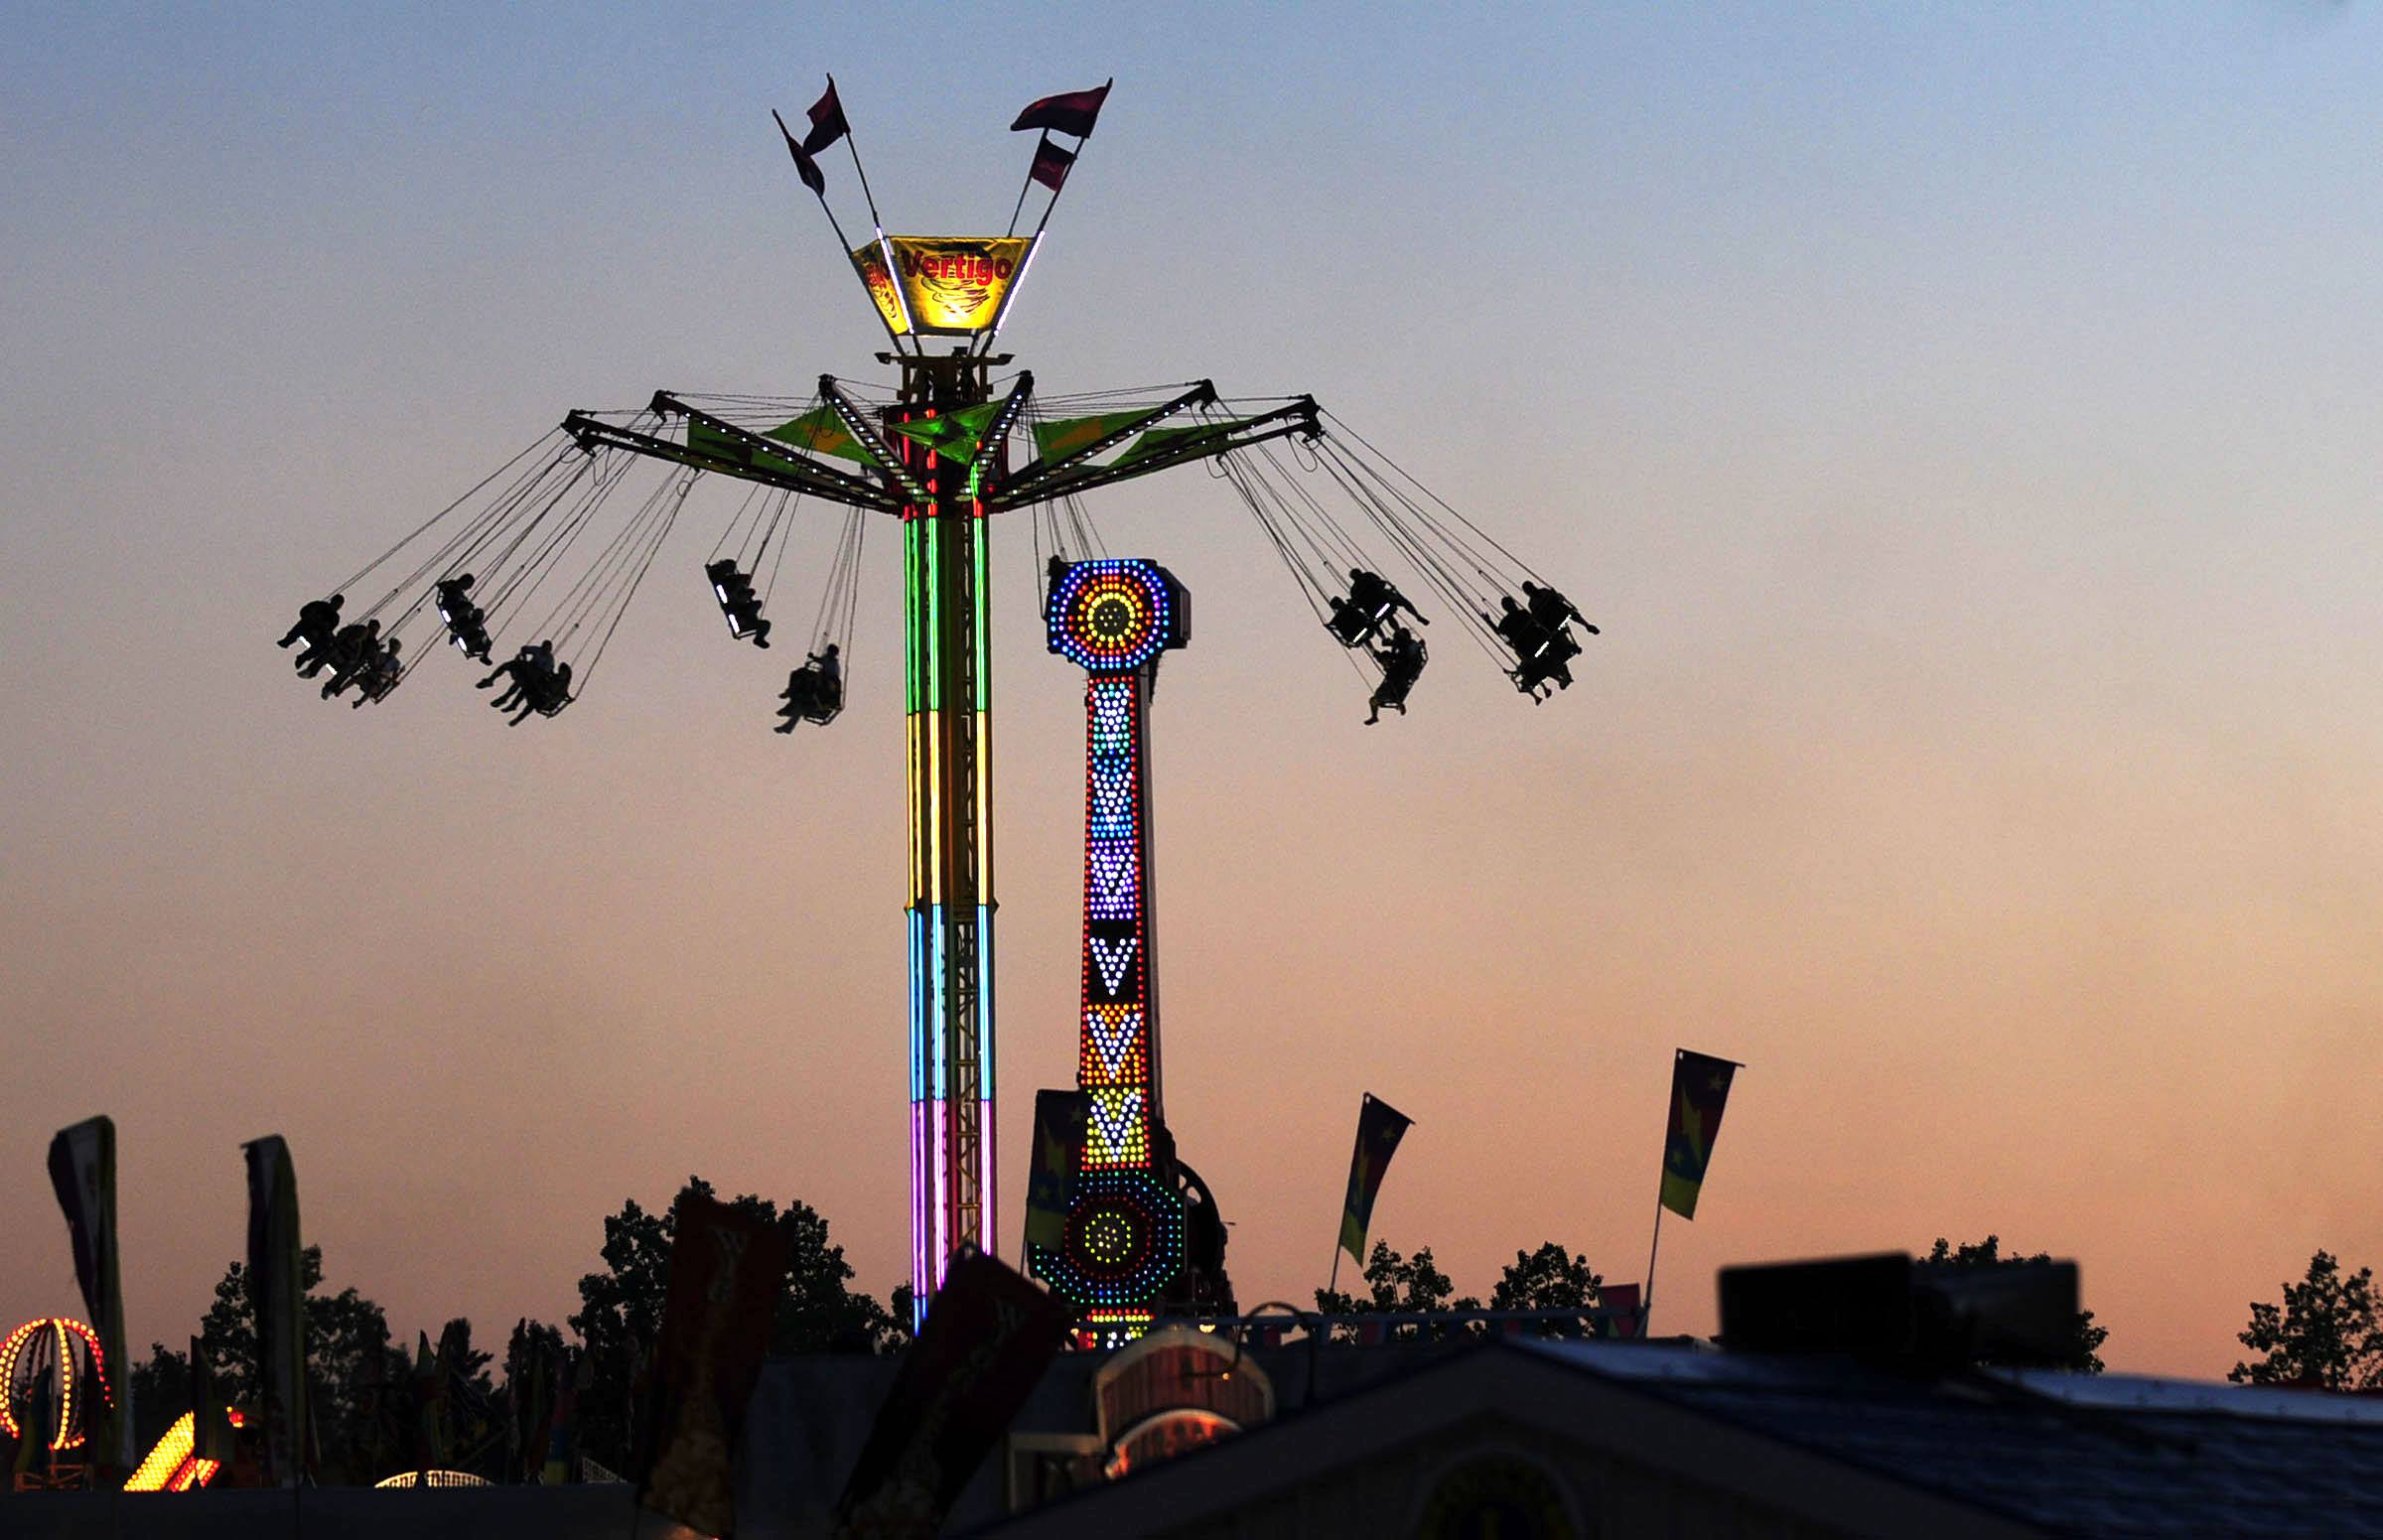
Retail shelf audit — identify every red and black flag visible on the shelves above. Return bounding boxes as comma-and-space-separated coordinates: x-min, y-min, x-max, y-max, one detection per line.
835, 1250, 1071, 1534
1011, 79, 1111, 139
772, 108, 826, 198
1659, 1049, 1740, 1219
1338, 1092, 1413, 1262
1028, 135, 1076, 192
634, 1190, 791, 1537
801, 76, 850, 155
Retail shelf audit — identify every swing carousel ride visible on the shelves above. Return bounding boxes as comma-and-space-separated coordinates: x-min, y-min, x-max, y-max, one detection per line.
278, 78, 1599, 1333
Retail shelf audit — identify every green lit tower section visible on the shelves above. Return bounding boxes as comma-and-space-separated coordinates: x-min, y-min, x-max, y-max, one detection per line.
877, 355, 1012, 1319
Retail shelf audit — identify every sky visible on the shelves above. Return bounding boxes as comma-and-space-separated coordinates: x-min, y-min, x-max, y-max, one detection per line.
4, 2, 2380, 1382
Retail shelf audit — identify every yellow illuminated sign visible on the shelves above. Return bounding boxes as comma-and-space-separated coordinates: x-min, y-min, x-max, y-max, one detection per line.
853, 236, 1034, 337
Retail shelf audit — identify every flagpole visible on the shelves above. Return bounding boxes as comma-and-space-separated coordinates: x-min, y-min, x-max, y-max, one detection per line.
977, 133, 1088, 359
775, 110, 910, 359
1643, 1192, 1666, 1335
832, 75, 889, 234
1003, 134, 1048, 239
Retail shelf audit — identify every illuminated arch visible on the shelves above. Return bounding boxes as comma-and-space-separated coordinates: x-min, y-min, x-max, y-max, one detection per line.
0, 1317, 108, 1452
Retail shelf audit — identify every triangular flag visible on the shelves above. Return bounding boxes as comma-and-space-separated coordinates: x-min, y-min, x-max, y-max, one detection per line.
1112, 422, 1225, 469
886, 402, 1004, 466
764, 404, 874, 466
1029, 410, 1149, 465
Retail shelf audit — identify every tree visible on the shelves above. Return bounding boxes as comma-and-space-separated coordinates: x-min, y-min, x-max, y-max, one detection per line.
1314, 1241, 1481, 1339
127, 1341, 193, 1452
1490, 1243, 1603, 1331
2229, 1250, 2383, 1391
568, 1177, 908, 1470
184, 1245, 410, 1482
1924, 1236, 2108, 1374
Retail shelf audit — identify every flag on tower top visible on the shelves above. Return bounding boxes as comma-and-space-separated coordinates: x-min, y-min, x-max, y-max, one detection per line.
771, 108, 825, 198
1029, 135, 1075, 192
1011, 79, 1111, 138
801, 77, 850, 155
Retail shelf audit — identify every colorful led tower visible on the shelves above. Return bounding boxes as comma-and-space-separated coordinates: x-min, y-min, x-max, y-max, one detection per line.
886, 368, 1004, 1319
1029, 559, 1194, 1340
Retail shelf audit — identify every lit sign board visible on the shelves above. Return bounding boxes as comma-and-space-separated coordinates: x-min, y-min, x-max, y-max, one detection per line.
853, 236, 1034, 337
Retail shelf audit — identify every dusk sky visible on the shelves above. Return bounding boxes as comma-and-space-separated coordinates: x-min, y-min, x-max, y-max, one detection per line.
5, 3, 2380, 1380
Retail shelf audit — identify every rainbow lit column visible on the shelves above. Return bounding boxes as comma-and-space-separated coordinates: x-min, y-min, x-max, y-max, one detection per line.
893, 403, 997, 1320
1029, 560, 1192, 1342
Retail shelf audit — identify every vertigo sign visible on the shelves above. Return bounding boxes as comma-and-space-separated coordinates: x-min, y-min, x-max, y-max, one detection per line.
852, 235, 1034, 337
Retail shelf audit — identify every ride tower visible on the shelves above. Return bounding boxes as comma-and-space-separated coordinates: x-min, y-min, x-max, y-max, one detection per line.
310, 80, 1594, 1327
1029, 560, 1233, 1342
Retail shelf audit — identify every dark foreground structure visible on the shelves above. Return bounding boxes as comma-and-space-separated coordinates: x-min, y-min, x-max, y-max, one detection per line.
4, 1332, 2379, 1538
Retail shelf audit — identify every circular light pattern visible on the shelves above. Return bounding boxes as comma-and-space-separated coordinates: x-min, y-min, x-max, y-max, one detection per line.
1, 1318, 107, 1452
1048, 560, 1181, 673
1030, 1167, 1187, 1310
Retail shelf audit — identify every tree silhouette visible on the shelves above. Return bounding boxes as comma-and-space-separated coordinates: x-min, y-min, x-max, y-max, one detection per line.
1490, 1243, 1603, 1317
568, 1177, 907, 1470
2229, 1250, 2383, 1391
1924, 1236, 2108, 1374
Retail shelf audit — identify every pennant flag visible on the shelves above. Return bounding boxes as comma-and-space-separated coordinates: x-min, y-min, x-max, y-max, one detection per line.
771, 108, 825, 198
634, 1190, 792, 1536
801, 76, 850, 155
835, 1251, 1071, 1534
1113, 422, 1222, 470
1659, 1049, 1740, 1220
46, 1116, 127, 1469
1011, 79, 1112, 138
687, 417, 852, 483
1024, 1089, 1086, 1250
1029, 135, 1075, 192
1338, 1093, 1413, 1263
765, 403, 874, 466
1029, 409, 1148, 466
886, 401, 1005, 466
242, 1135, 307, 1487
191, 1336, 234, 1465
1596, 1283, 1645, 1339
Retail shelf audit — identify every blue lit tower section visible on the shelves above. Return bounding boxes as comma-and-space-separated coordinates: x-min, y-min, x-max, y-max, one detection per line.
1029, 559, 1192, 1341
887, 393, 999, 1322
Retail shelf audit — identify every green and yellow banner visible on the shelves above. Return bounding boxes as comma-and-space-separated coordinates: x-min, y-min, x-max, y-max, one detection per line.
1338, 1093, 1413, 1263
1659, 1050, 1740, 1219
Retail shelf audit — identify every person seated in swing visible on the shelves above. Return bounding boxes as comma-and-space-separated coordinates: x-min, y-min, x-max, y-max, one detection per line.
295, 610, 368, 677
1521, 581, 1597, 645
435, 575, 494, 662
1363, 623, 1428, 725
774, 643, 842, 732
278, 593, 344, 651
706, 559, 771, 646
316, 620, 382, 695
348, 636, 403, 706
478, 640, 553, 710
507, 659, 572, 724
1334, 568, 1428, 646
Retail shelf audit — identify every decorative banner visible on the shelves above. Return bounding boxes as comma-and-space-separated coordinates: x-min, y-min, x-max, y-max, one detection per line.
851, 236, 1034, 337
1659, 1049, 1740, 1220
242, 1135, 307, 1488
635, 1191, 792, 1537
1339, 1092, 1413, 1263
46, 1116, 126, 1470
834, 1250, 1071, 1536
